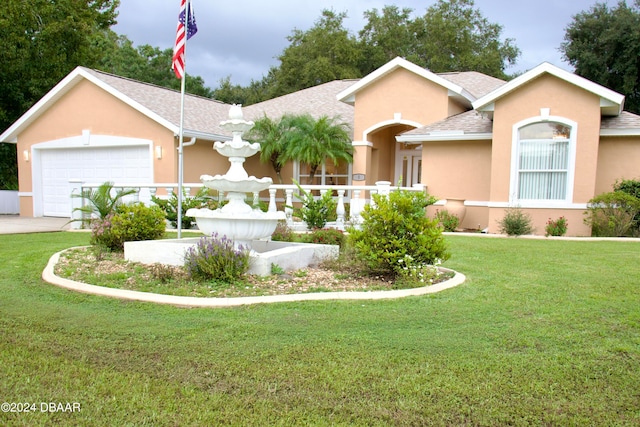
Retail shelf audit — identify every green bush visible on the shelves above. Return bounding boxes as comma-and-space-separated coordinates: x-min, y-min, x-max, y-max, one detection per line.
302, 228, 345, 247
184, 233, 250, 282
151, 187, 218, 229
436, 209, 460, 232
584, 191, 640, 237
498, 207, 534, 236
90, 203, 166, 251
291, 181, 336, 230
614, 179, 640, 231
348, 190, 450, 277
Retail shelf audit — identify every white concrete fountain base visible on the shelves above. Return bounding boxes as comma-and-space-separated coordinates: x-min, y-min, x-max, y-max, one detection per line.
124, 238, 339, 276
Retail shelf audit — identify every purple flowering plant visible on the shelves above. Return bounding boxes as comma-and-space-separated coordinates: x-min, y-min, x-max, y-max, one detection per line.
184, 233, 251, 282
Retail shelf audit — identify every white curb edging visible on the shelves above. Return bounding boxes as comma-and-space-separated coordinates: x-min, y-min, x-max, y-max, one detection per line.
42, 248, 465, 308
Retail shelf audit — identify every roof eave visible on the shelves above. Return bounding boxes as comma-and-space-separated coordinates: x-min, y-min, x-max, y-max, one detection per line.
396, 132, 492, 143
472, 62, 625, 116
337, 56, 475, 105
0, 67, 182, 143
600, 128, 640, 137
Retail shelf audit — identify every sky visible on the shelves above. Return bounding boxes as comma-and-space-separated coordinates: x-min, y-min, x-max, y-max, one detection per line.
112, 0, 616, 89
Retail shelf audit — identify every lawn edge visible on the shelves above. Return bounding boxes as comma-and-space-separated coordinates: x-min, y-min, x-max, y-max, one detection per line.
42, 247, 466, 308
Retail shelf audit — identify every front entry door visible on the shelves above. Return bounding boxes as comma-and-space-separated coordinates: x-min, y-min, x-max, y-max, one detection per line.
395, 143, 422, 187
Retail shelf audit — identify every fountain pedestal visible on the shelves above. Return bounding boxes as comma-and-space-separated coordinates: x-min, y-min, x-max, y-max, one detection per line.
186, 104, 285, 246
125, 105, 335, 275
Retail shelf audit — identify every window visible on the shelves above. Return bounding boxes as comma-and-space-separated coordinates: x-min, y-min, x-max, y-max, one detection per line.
294, 160, 352, 186
511, 119, 576, 205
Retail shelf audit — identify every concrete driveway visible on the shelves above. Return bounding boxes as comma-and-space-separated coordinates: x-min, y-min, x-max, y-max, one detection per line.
0, 215, 72, 235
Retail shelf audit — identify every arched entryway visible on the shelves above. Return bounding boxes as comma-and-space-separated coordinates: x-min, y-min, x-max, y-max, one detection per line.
365, 123, 419, 185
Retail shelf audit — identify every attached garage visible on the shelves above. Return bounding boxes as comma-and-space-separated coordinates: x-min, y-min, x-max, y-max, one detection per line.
32, 134, 153, 217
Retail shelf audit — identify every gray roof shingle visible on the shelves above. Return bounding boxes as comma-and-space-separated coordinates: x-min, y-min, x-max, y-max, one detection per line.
85, 68, 232, 138
402, 110, 493, 137
437, 71, 506, 99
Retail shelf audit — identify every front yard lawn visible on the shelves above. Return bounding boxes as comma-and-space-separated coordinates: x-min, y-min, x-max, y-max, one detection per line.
1, 232, 638, 425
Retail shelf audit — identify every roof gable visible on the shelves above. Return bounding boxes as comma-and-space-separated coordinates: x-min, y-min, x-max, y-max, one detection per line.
0, 67, 232, 143
472, 62, 625, 116
336, 57, 476, 107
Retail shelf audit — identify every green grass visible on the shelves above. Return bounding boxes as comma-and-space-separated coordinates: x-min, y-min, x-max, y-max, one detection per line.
1, 232, 639, 425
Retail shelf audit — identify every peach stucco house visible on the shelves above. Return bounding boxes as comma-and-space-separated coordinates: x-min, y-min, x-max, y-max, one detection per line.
2, 57, 639, 236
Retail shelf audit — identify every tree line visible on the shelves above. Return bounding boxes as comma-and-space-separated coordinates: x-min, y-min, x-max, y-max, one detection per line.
1, 0, 640, 190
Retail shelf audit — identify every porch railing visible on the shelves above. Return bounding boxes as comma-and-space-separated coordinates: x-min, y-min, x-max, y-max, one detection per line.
69, 181, 426, 231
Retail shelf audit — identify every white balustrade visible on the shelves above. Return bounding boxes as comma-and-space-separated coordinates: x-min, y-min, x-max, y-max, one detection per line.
73, 181, 425, 230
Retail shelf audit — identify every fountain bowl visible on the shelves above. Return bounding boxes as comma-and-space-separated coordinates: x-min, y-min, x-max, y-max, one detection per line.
186, 208, 286, 246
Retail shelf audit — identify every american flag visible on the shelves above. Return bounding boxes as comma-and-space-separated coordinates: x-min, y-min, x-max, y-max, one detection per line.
172, 0, 198, 79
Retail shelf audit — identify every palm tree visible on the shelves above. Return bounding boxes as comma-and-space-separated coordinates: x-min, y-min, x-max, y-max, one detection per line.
285, 114, 353, 184
246, 114, 297, 184
71, 181, 137, 226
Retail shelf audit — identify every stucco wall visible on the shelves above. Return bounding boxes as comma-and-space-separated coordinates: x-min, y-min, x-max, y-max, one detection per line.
422, 139, 492, 230
352, 68, 451, 142
595, 136, 640, 195
487, 74, 602, 235
17, 79, 177, 210
490, 74, 602, 205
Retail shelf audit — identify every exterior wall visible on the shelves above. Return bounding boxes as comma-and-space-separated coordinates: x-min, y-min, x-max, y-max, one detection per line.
351, 68, 457, 186
352, 68, 452, 142
17, 80, 176, 215
422, 139, 492, 230
595, 136, 640, 195
487, 74, 603, 236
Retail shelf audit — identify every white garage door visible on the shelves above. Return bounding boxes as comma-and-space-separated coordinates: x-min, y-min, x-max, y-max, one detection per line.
40, 145, 152, 217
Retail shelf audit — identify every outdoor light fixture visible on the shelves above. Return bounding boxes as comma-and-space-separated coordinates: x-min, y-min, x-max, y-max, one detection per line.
155, 145, 163, 159
23, 150, 29, 162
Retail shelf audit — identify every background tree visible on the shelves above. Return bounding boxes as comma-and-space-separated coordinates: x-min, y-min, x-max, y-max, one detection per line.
561, 0, 640, 114
0, 0, 119, 190
269, 10, 363, 97
357, 6, 417, 75
285, 115, 353, 184
412, 0, 519, 77
98, 34, 212, 97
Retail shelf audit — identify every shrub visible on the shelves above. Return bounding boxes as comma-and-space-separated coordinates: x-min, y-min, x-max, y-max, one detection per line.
271, 221, 295, 242
91, 203, 166, 251
614, 179, 640, 231
302, 228, 345, 247
348, 190, 450, 277
151, 187, 217, 229
436, 209, 460, 232
184, 233, 251, 282
584, 191, 640, 237
498, 207, 534, 236
545, 216, 568, 237
290, 180, 336, 230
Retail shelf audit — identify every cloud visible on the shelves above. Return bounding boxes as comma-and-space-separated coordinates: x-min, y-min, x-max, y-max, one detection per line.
113, 0, 615, 88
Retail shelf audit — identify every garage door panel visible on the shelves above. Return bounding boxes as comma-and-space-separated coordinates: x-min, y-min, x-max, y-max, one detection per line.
40, 145, 152, 217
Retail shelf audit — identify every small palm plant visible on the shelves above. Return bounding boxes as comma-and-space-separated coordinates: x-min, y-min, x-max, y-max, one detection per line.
72, 182, 137, 227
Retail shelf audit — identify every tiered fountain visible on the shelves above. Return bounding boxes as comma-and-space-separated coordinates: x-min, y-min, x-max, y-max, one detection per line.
124, 105, 337, 275
186, 104, 285, 246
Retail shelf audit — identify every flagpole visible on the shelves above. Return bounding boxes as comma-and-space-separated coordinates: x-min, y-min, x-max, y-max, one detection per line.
176, 0, 191, 240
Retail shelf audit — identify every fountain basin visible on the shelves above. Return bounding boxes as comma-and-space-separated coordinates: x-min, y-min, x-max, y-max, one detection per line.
200, 175, 273, 193
124, 238, 338, 276
186, 208, 286, 245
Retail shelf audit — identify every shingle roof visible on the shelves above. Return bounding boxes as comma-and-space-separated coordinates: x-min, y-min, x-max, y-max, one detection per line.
437, 71, 506, 99
401, 110, 493, 138
601, 111, 640, 130
85, 68, 232, 138
244, 80, 356, 124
